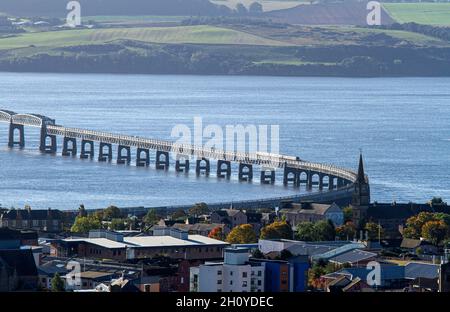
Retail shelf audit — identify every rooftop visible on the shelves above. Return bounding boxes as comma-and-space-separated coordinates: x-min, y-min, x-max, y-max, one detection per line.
62, 234, 228, 249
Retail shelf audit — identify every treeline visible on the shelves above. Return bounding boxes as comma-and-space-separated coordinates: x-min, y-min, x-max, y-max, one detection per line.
2, 42, 450, 77
378, 22, 450, 43
0, 0, 231, 17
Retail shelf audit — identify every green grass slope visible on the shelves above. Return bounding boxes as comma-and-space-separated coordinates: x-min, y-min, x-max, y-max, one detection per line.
384, 3, 450, 26
0, 25, 289, 50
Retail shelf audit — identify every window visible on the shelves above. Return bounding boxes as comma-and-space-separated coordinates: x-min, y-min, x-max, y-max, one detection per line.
258, 271, 262, 277
217, 280, 222, 285
230, 280, 233, 285
230, 271, 233, 276
242, 272, 247, 278
242, 281, 247, 287
257, 280, 262, 286
217, 270, 222, 276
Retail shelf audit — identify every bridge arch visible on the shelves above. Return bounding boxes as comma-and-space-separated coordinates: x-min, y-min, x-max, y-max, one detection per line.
0, 110, 16, 122
12, 114, 55, 127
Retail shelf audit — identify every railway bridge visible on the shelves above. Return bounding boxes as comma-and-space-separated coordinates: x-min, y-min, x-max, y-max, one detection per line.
0, 109, 363, 193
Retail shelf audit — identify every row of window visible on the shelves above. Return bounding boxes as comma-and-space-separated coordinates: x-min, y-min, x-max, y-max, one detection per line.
217, 270, 262, 277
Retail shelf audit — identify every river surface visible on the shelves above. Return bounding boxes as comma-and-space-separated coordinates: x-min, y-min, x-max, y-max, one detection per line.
0, 73, 449, 210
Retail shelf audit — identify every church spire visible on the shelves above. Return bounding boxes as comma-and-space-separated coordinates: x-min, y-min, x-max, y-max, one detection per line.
357, 152, 366, 184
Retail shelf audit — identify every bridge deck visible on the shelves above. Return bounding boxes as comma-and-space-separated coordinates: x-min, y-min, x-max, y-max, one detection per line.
47, 125, 357, 182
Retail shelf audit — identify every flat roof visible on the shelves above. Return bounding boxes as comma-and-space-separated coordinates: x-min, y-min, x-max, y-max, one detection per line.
63, 235, 228, 249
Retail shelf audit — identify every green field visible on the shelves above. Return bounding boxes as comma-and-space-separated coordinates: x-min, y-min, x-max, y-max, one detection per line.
384, 3, 450, 26
0, 25, 288, 50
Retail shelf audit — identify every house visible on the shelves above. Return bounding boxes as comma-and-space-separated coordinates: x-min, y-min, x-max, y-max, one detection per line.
172, 222, 228, 237
400, 238, 438, 255
280, 202, 344, 227
0, 208, 64, 233
51, 229, 229, 261
210, 209, 247, 229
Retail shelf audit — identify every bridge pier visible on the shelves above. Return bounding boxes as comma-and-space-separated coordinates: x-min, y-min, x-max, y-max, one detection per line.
62, 137, 77, 157
260, 169, 275, 185
80, 140, 95, 159
337, 178, 344, 188
217, 160, 231, 179
328, 176, 335, 190
156, 151, 169, 170
98, 143, 113, 162
39, 126, 57, 154
196, 158, 210, 176
117, 145, 131, 165
318, 173, 324, 190
136, 148, 150, 167
283, 166, 299, 187
8, 123, 25, 148
175, 159, 190, 173
307, 172, 313, 189
238, 164, 253, 182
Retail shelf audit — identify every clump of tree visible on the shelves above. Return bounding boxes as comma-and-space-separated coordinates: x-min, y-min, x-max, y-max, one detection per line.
144, 209, 163, 226
295, 220, 335, 241
402, 212, 450, 246
189, 202, 210, 217
336, 221, 356, 240
308, 260, 339, 290
364, 222, 384, 241
51, 273, 65, 292
171, 208, 187, 220
260, 220, 293, 240
71, 214, 102, 233
102, 206, 122, 220
226, 224, 257, 244
208, 226, 225, 241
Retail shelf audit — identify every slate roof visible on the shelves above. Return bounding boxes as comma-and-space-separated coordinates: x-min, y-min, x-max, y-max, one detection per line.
404, 262, 439, 280
280, 203, 340, 216
368, 202, 450, 220
1, 209, 63, 220
172, 223, 224, 233
328, 250, 377, 264
338, 265, 405, 281
400, 238, 423, 249
0, 249, 38, 276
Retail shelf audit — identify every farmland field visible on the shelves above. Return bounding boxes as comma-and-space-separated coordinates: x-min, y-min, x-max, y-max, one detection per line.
0, 25, 289, 50
383, 3, 450, 26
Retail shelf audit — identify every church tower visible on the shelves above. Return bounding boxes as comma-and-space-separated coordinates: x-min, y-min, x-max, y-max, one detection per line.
351, 153, 370, 227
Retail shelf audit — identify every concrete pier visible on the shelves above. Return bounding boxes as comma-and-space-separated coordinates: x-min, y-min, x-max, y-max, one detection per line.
98, 143, 113, 162
136, 148, 150, 167
175, 159, 190, 173
80, 140, 95, 159
196, 158, 210, 176
117, 145, 131, 165
283, 166, 299, 187
260, 169, 276, 185
239, 163, 253, 182
62, 137, 77, 157
8, 123, 25, 148
217, 160, 231, 179
156, 151, 169, 170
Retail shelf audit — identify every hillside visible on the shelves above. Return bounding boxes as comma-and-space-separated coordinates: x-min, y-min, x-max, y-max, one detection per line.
0, 0, 231, 17
267, 1, 395, 26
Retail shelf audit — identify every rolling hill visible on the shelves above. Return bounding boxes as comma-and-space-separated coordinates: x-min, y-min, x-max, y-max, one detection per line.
0, 0, 231, 17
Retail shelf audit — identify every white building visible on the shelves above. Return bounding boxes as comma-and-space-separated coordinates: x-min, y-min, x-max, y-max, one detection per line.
190, 248, 264, 292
